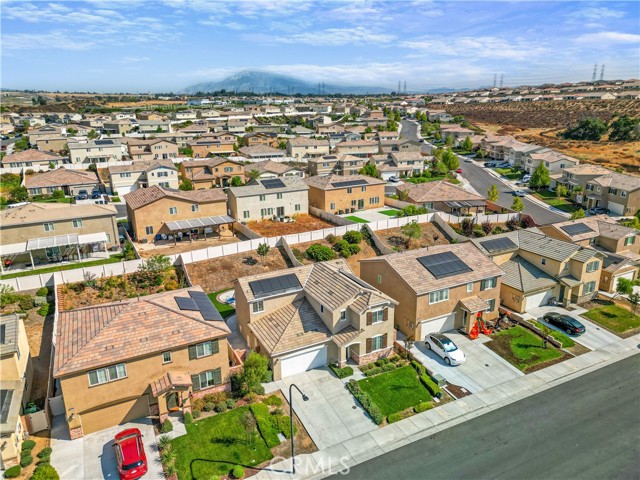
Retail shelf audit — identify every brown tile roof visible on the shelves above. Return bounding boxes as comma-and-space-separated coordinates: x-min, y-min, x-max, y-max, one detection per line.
396, 180, 486, 204
547, 216, 638, 242
0, 202, 116, 228
287, 138, 329, 147
304, 174, 385, 190
182, 157, 243, 170
332, 325, 363, 347
109, 159, 176, 174
124, 185, 227, 210
1, 149, 62, 164
54, 287, 230, 377
247, 160, 297, 176
458, 296, 489, 313
25, 169, 98, 189
238, 145, 284, 156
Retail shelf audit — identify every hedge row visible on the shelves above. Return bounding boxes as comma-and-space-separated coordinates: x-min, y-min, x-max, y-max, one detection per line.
414, 402, 433, 414
346, 379, 383, 425
249, 403, 280, 447
420, 375, 441, 398
362, 362, 397, 377
272, 414, 296, 439
411, 360, 427, 376
328, 364, 354, 379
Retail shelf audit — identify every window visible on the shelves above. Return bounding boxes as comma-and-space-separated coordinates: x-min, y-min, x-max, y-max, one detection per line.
43, 223, 54, 232
480, 277, 497, 291
625, 236, 636, 246
466, 282, 473, 293
192, 368, 222, 391
145, 226, 154, 235
586, 261, 599, 273
159, 182, 170, 187
157, 171, 168, 177
377, 274, 382, 284
429, 288, 449, 304
340, 310, 346, 321
320, 304, 324, 313
88, 363, 127, 386
621, 190, 627, 198
371, 310, 384, 324
260, 208, 274, 217
330, 203, 336, 210
541, 258, 547, 265
276, 193, 283, 199
369, 196, 380, 204
191, 204, 199, 212
224, 167, 233, 172
486, 299, 496, 312
252, 301, 264, 313
583, 281, 596, 294
259, 195, 266, 201
162, 351, 172, 364
243, 210, 250, 219
121, 172, 132, 178
72, 219, 83, 228
189, 340, 219, 359
371, 335, 384, 351
609, 188, 618, 195
295, 204, 301, 211
361, 186, 367, 192
351, 199, 357, 206
169, 207, 177, 215
347, 188, 353, 194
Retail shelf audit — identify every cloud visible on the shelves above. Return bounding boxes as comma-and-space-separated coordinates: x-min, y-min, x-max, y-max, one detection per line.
120, 56, 150, 63
568, 6, 625, 21
401, 35, 549, 60
575, 31, 640, 44
2, 31, 94, 51
269, 26, 396, 46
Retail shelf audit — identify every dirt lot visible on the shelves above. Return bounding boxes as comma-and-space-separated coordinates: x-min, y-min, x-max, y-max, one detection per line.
246, 214, 335, 237
376, 222, 450, 250
136, 234, 243, 259
186, 247, 292, 293
291, 238, 379, 276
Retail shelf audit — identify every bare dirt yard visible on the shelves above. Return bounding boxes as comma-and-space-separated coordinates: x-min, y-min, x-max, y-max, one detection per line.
186, 247, 292, 293
291, 238, 379, 276
376, 222, 450, 250
246, 214, 335, 237
136, 234, 243, 259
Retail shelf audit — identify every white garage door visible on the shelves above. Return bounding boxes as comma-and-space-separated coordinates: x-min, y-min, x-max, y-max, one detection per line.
613, 270, 636, 291
279, 344, 328, 378
608, 202, 625, 215
116, 185, 134, 196
419, 313, 456, 339
525, 289, 554, 310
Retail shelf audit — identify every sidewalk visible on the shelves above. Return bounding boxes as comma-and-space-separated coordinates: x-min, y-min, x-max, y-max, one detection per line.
252, 332, 640, 479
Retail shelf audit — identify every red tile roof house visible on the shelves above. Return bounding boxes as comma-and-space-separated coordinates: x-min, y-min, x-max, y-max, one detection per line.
1, 149, 64, 168
24, 169, 100, 197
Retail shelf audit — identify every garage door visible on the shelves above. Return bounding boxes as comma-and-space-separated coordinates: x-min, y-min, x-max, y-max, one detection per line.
608, 202, 624, 215
116, 185, 134, 196
525, 289, 554, 311
419, 313, 456, 339
279, 345, 328, 378
613, 270, 637, 291
81, 396, 149, 435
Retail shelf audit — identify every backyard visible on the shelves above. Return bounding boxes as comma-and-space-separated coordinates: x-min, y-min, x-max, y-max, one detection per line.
533, 189, 580, 213
247, 214, 335, 237
375, 222, 449, 251
0, 254, 126, 280
358, 366, 432, 416
291, 236, 379, 276
345, 215, 369, 223
582, 301, 640, 337
207, 288, 236, 319
137, 234, 242, 259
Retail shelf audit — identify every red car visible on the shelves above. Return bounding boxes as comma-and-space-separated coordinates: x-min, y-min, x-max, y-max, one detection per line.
456, 168, 463, 173
114, 428, 148, 479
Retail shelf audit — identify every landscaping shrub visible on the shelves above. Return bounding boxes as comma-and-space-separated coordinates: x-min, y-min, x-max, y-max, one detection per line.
21, 456, 33, 467
192, 409, 201, 419
214, 402, 227, 413
36, 287, 49, 297
334, 239, 349, 252
21, 449, 32, 459
161, 418, 174, 433
203, 392, 227, 404
183, 412, 193, 425
472, 230, 486, 238
204, 402, 216, 412
347, 244, 361, 255
305, 243, 336, 262
191, 397, 205, 412
325, 234, 337, 244
339, 247, 352, 258
263, 395, 282, 406
272, 415, 296, 438
37, 303, 53, 317
346, 380, 383, 425
382, 363, 397, 372
226, 398, 236, 409
388, 355, 401, 363
387, 413, 402, 423
273, 407, 284, 416
244, 392, 259, 404
375, 358, 389, 366
491, 226, 504, 235
19, 295, 34, 311
420, 375, 441, 398
4, 466, 21, 478
34, 296, 47, 306
22, 439, 36, 451
343, 230, 362, 244
250, 403, 280, 447
363, 366, 383, 377
414, 402, 433, 413
37, 447, 52, 458
411, 360, 426, 375
329, 364, 354, 379
506, 217, 519, 231
231, 465, 245, 479
520, 214, 536, 228
157, 435, 172, 452
30, 464, 60, 480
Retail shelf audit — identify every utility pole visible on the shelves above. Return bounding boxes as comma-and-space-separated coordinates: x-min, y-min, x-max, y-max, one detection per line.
403, 81, 407, 94
493, 74, 497, 88
499, 74, 504, 88
600, 65, 605, 81
592, 63, 598, 82
398, 81, 401, 93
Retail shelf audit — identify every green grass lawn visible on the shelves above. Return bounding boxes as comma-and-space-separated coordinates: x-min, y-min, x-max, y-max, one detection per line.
582, 304, 640, 334
406, 175, 460, 185
0, 254, 125, 280
494, 167, 522, 180
172, 406, 273, 480
379, 210, 399, 217
31, 197, 74, 204
533, 192, 580, 213
531, 320, 575, 347
345, 215, 369, 223
487, 325, 564, 371
207, 288, 236, 319
358, 366, 431, 416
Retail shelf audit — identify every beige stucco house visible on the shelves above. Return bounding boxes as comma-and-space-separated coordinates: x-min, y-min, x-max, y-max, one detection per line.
108, 159, 179, 195
305, 174, 385, 214
227, 177, 309, 221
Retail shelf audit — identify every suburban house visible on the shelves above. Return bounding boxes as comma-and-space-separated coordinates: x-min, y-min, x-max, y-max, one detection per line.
317, 122, 345, 135
238, 145, 286, 160
122, 138, 179, 161
582, 172, 640, 216
1, 149, 64, 169
102, 118, 137, 136
68, 139, 124, 164
396, 180, 487, 214
379, 138, 422, 153
137, 119, 172, 134
108, 159, 178, 195
334, 140, 379, 158
439, 125, 475, 146
305, 174, 386, 214
234, 260, 398, 379
377, 131, 399, 141
307, 154, 367, 177
370, 151, 425, 179
286, 138, 331, 159
24, 169, 100, 197
33, 135, 69, 153
124, 185, 232, 243
244, 160, 305, 180
550, 164, 611, 197
360, 243, 504, 340
0, 314, 34, 469
522, 148, 579, 174
243, 132, 279, 148
228, 177, 309, 221
53, 287, 233, 437
180, 157, 245, 189
471, 229, 604, 313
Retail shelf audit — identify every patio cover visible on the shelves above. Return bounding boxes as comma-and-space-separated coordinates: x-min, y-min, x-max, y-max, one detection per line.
25, 232, 108, 251
444, 200, 486, 208
165, 215, 234, 232
0, 242, 28, 256
151, 371, 193, 397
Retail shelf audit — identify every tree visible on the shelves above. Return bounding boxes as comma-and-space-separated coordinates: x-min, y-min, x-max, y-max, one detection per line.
9, 186, 27, 203
364, 126, 373, 134
66, 127, 78, 136
155, 126, 163, 133
435, 161, 448, 175
616, 277, 634, 297
444, 134, 455, 147
628, 292, 640, 314
241, 410, 257, 446
231, 176, 243, 186
461, 136, 473, 152
178, 146, 193, 157
487, 184, 499, 202
359, 163, 379, 178
179, 178, 193, 190
397, 189, 409, 201
122, 241, 136, 260
511, 197, 524, 212
400, 221, 421, 248
87, 129, 99, 139
460, 217, 475, 236
570, 208, 586, 220
14, 137, 29, 152
556, 184, 568, 198
236, 351, 270, 396
442, 149, 459, 171
529, 163, 550, 190
248, 169, 261, 181
51, 189, 64, 198
432, 147, 444, 160
256, 242, 270, 264
561, 118, 608, 141
608, 115, 640, 142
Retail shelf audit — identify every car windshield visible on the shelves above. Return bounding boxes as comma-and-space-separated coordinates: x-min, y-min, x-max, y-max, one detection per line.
440, 338, 458, 352
562, 316, 581, 327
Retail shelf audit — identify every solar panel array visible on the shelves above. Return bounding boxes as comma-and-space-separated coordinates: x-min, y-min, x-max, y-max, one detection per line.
480, 237, 518, 253
261, 178, 286, 189
174, 290, 223, 321
175, 297, 199, 311
417, 251, 472, 279
331, 179, 368, 188
249, 273, 302, 299
94, 140, 114, 145
560, 224, 595, 236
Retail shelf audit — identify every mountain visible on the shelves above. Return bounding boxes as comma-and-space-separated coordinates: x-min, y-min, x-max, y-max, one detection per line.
183, 71, 391, 95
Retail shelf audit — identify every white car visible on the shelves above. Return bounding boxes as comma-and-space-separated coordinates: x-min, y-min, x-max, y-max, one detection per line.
513, 190, 527, 197
388, 176, 400, 182
424, 333, 466, 365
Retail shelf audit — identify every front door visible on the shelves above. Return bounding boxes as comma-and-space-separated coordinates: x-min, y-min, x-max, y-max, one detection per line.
461, 310, 468, 330
166, 392, 179, 411
345, 345, 351, 362
559, 285, 566, 302
357, 199, 365, 210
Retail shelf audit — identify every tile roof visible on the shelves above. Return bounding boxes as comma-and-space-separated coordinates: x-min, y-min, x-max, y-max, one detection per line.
247, 160, 297, 176
238, 145, 284, 156
124, 185, 227, 210
500, 256, 558, 293
304, 174, 385, 190
458, 296, 490, 313
54, 287, 230, 377
229, 176, 308, 198
332, 325, 362, 347
182, 157, 243, 170
1, 202, 116, 228
109, 159, 176, 174
287, 138, 330, 147
591, 172, 640, 192
25, 169, 98, 189
1, 149, 62, 164
396, 180, 486, 204
547, 216, 638, 242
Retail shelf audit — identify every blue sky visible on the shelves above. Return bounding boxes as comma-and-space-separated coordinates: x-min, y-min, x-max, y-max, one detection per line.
1, 0, 639, 93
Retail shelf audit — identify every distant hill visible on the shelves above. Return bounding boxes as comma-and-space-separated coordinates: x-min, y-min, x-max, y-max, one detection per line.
183, 71, 391, 95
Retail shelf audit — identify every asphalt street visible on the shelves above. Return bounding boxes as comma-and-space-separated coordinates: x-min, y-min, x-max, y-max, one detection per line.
399, 119, 566, 225
332, 353, 640, 480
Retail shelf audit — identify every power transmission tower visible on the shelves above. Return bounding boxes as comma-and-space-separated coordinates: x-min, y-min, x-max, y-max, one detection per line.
317, 83, 321, 95
493, 74, 497, 88
403, 81, 407, 94
398, 81, 401, 93
600, 65, 605, 81
592, 64, 598, 82
499, 74, 504, 88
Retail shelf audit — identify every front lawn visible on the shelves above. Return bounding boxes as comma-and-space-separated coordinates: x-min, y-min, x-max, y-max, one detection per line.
379, 210, 399, 217
345, 215, 369, 223
531, 320, 575, 347
533, 190, 580, 213
494, 167, 522, 180
358, 366, 431, 416
485, 325, 564, 372
171, 406, 273, 480
208, 288, 236, 319
582, 304, 640, 334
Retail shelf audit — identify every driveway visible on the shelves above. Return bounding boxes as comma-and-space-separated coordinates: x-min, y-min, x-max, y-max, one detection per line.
275, 367, 377, 450
51, 415, 164, 480
525, 305, 620, 351
411, 331, 523, 393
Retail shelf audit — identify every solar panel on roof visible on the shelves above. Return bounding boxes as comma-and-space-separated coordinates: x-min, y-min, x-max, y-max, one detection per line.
249, 273, 302, 299
331, 179, 368, 188
175, 297, 199, 311
189, 291, 223, 321
417, 251, 472, 279
560, 224, 595, 236
480, 237, 518, 253
261, 178, 286, 189
94, 140, 114, 145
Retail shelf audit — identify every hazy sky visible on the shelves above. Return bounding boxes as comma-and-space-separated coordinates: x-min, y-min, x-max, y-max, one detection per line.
1, 0, 639, 92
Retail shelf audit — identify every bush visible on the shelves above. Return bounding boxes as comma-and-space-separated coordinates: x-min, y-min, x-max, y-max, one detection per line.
325, 234, 337, 244
420, 375, 441, 398
4, 466, 21, 478
305, 243, 336, 262
183, 412, 193, 425
347, 244, 361, 255
346, 379, 383, 425
343, 230, 362, 244
36, 287, 49, 297
263, 395, 282, 406
37, 303, 53, 317
204, 402, 216, 412
382, 363, 396, 372
232, 465, 245, 479
22, 439, 36, 451
21, 456, 33, 467
31, 464, 60, 480
250, 403, 280, 447
491, 226, 504, 235
520, 214, 536, 228
192, 409, 201, 419
37, 458, 50, 466
387, 413, 402, 423
34, 296, 47, 307
411, 360, 426, 375
244, 392, 259, 404
334, 239, 349, 252
19, 295, 35, 311
363, 366, 383, 377
37, 447, 52, 458
375, 358, 389, 366
111, 196, 121, 202
161, 418, 174, 433
226, 398, 236, 409
157, 435, 172, 452
506, 217, 519, 231
214, 402, 227, 413
328, 364, 354, 379
414, 402, 433, 413
272, 415, 296, 438
191, 397, 205, 412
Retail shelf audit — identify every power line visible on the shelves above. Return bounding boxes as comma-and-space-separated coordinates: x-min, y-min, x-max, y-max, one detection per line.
403, 81, 407, 94
600, 65, 605, 81
493, 73, 497, 88
499, 74, 504, 88
592, 63, 598, 82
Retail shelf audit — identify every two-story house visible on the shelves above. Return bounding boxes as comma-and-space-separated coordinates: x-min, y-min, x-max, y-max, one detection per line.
396, 180, 487, 214
550, 164, 611, 198
228, 177, 309, 221
243, 132, 279, 148
439, 125, 475, 146
238, 145, 286, 160
234, 260, 398, 379
123, 138, 179, 162
307, 154, 366, 177
108, 159, 178, 195
33, 135, 69, 153
180, 157, 245, 189
584, 172, 640, 216
360, 243, 504, 341
286, 138, 331, 159
523, 148, 579, 175
244, 160, 305, 180
334, 140, 379, 158
25, 169, 100, 197
379, 138, 422, 154
53, 287, 232, 437
305, 174, 385, 214
68, 139, 124, 164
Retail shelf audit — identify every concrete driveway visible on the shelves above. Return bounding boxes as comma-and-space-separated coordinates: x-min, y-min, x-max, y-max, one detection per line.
411, 331, 523, 393
51, 415, 164, 480
526, 305, 620, 351
274, 367, 377, 450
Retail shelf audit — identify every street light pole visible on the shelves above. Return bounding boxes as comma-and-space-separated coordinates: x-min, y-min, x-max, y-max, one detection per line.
289, 383, 309, 475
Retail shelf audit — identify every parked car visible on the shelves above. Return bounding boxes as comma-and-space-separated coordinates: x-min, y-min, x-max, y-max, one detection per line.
424, 333, 466, 365
464, 157, 473, 163
76, 189, 89, 200
521, 174, 532, 182
542, 312, 586, 335
588, 207, 610, 215
515, 180, 529, 186
91, 189, 102, 199
484, 162, 496, 168
113, 428, 148, 480
455, 168, 463, 173
513, 190, 527, 197
388, 175, 400, 182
